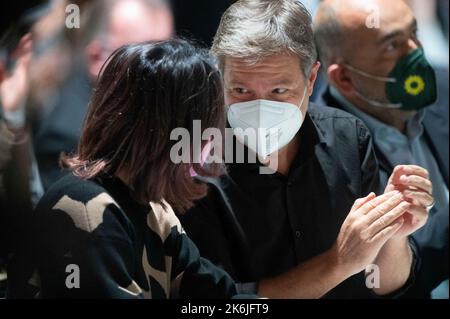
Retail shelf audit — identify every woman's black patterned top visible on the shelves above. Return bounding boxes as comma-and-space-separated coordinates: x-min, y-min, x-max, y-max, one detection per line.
31, 173, 255, 299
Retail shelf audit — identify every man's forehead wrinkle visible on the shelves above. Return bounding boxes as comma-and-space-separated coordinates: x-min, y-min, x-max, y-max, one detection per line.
227, 66, 299, 85
228, 58, 294, 70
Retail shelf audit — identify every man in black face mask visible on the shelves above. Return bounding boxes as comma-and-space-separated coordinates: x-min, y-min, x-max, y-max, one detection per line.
314, 0, 449, 298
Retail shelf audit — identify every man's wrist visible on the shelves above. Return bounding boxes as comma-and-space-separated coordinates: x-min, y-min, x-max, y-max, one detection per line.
383, 236, 411, 254
376, 236, 411, 267
324, 244, 355, 283
372, 236, 414, 296
3, 107, 26, 129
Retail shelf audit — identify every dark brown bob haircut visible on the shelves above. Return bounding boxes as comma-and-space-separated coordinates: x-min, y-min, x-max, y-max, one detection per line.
62, 39, 225, 212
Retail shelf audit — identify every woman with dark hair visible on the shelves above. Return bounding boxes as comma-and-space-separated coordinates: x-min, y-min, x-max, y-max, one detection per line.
31, 39, 253, 298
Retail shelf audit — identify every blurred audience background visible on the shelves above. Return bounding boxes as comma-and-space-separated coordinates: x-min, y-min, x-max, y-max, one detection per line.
31, 0, 174, 190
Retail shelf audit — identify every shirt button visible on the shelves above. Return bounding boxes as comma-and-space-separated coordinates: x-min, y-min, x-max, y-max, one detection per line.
295, 231, 301, 238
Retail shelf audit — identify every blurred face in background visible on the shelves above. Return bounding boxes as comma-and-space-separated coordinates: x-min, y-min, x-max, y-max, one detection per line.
86, 0, 174, 79
26, 0, 174, 113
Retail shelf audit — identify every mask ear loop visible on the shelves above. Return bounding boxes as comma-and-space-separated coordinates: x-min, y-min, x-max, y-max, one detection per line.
343, 63, 397, 83
298, 85, 309, 110
353, 89, 403, 109
343, 63, 403, 109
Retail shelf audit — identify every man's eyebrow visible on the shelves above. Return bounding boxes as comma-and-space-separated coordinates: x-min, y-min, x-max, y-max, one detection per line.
226, 78, 296, 87
267, 78, 297, 87
378, 18, 418, 45
226, 81, 247, 88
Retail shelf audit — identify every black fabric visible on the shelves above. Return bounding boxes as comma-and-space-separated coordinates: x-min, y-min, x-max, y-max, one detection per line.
171, 0, 234, 46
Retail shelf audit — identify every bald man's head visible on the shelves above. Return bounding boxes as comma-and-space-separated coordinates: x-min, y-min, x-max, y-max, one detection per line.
108, 0, 173, 48
314, 0, 414, 70
314, 0, 421, 126
84, 0, 174, 79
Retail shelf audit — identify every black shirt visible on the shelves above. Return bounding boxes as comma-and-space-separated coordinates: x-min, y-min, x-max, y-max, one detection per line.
180, 104, 412, 298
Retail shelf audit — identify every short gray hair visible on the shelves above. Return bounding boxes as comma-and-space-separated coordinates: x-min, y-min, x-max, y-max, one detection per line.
211, 0, 317, 76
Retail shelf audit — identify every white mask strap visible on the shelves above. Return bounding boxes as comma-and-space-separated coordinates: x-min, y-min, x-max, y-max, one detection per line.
299, 85, 308, 108
353, 88, 403, 109
344, 63, 397, 83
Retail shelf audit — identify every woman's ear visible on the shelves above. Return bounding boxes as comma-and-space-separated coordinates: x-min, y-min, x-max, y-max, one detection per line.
327, 63, 354, 94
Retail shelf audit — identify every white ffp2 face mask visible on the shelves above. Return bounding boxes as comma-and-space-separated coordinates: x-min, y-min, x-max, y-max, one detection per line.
227, 88, 307, 159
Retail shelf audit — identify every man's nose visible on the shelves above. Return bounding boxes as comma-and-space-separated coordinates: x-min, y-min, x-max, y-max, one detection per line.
253, 91, 271, 101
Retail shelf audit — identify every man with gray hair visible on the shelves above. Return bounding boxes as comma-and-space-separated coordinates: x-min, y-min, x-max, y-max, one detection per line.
313, 0, 448, 298
180, 0, 434, 298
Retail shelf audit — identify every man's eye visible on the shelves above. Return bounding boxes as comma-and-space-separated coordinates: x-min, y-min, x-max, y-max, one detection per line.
273, 88, 288, 94
386, 40, 399, 52
233, 88, 250, 94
